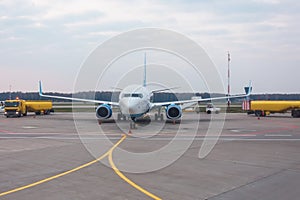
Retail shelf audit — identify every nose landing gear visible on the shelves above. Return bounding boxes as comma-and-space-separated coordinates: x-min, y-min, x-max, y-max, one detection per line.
130, 118, 136, 129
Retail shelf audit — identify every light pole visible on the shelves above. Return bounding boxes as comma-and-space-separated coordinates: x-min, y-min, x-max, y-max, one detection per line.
227, 52, 231, 112
9, 84, 12, 100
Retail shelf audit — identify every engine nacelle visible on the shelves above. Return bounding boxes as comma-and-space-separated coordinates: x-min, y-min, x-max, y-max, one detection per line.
166, 104, 182, 120
96, 104, 112, 119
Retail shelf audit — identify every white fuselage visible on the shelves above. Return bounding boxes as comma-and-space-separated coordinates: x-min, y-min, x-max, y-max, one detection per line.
118, 85, 151, 119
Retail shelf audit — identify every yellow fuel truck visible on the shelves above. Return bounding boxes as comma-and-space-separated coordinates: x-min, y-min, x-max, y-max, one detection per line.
242, 100, 300, 117
4, 98, 53, 117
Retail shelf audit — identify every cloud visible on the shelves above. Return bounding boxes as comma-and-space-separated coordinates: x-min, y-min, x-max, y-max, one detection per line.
0, 0, 299, 92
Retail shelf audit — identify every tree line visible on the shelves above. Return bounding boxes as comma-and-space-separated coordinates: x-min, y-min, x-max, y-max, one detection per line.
1, 91, 300, 103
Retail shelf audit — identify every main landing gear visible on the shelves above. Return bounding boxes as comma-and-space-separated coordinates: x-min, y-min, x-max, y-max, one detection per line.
154, 108, 164, 121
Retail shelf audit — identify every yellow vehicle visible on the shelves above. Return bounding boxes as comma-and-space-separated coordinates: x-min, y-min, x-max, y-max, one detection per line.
242, 100, 300, 118
4, 98, 53, 117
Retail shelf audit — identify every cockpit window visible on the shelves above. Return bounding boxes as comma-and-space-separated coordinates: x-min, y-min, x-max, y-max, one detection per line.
132, 93, 143, 98
122, 93, 143, 98
123, 93, 131, 97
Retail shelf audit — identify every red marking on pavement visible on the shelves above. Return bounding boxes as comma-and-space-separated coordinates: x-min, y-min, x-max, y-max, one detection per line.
249, 119, 299, 136
0, 129, 11, 133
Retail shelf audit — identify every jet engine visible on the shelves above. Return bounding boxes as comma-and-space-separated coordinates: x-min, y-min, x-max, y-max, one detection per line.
166, 104, 182, 120
96, 104, 112, 119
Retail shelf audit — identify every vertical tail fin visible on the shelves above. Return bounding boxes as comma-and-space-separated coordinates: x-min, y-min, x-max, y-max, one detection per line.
143, 52, 146, 87
246, 80, 252, 95
39, 81, 43, 96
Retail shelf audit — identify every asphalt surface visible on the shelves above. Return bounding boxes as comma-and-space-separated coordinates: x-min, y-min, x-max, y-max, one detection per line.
0, 112, 299, 200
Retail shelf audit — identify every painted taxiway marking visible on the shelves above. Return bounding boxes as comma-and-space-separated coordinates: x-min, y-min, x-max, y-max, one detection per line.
0, 135, 127, 197
108, 149, 161, 200
230, 129, 257, 133
22, 126, 38, 129
264, 134, 292, 137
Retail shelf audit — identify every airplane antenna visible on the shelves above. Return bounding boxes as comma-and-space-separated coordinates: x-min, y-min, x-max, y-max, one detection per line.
143, 52, 147, 87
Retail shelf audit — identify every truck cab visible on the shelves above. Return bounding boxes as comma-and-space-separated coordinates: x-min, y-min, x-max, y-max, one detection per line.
4, 98, 53, 117
4, 99, 27, 117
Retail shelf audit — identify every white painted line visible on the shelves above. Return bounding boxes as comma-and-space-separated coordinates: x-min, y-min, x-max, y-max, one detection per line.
230, 129, 257, 133
1, 136, 299, 141
22, 126, 38, 129
222, 134, 257, 137
264, 134, 292, 137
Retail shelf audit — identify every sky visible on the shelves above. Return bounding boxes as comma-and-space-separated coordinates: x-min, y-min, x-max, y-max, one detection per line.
0, 0, 299, 94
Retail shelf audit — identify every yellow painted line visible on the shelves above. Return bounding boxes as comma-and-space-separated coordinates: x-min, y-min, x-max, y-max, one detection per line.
0, 134, 127, 197
108, 150, 162, 200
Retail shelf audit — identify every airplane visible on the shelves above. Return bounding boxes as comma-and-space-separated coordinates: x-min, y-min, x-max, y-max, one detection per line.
38, 55, 251, 124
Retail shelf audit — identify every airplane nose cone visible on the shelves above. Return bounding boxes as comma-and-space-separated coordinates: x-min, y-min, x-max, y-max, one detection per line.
128, 108, 135, 114
128, 101, 139, 114
120, 99, 139, 115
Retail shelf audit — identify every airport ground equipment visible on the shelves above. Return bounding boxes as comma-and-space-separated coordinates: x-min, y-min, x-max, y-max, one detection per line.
0, 106, 4, 113
242, 100, 300, 118
206, 103, 221, 114
4, 98, 53, 117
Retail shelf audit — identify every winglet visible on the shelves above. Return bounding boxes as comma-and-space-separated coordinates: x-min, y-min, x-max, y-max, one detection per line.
38, 81, 43, 96
245, 80, 252, 96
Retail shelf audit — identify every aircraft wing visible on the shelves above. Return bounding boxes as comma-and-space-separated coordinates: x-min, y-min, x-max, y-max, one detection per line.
151, 87, 180, 93
38, 81, 119, 106
151, 93, 250, 108
151, 94, 250, 108
151, 81, 252, 108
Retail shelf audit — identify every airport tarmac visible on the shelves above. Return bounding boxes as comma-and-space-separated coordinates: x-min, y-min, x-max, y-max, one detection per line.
0, 112, 299, 200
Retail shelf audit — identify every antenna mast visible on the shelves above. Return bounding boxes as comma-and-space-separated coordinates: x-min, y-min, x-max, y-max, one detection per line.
9, 84, 12, 100
143, 52, 147, 87
227, 51, 231, 112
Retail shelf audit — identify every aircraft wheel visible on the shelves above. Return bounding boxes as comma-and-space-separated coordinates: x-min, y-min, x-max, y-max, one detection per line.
160, 114, 164, 121
130, 121, 136, 129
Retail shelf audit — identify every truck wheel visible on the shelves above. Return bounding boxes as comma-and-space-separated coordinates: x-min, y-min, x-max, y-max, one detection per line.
247, 111, 254, 115
207, 110, 211, 114
35, 111, 41, 115
292, 109, 300, 118
215, 111, 220, 114
297, 110, 300, 118
255, 110, 262, 117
